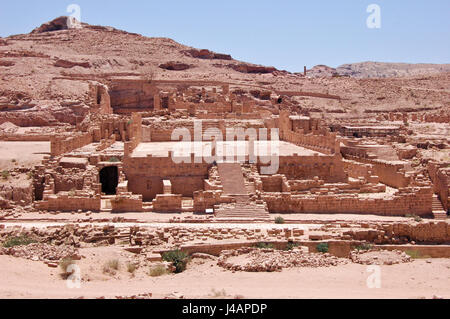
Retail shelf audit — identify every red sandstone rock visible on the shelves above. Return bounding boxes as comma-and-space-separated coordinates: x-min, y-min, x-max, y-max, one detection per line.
183, 49, 232, 60
54, 59, 91, 69
159, 62, 191, 71
31, 16, 72, 34
228, 63, 277, 74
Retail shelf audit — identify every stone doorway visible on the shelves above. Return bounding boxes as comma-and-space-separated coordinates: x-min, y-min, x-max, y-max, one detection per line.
100, 166, 119, 195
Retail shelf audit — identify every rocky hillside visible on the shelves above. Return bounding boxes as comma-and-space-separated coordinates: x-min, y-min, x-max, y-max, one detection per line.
308, 62, 450, 79
0, 17, 449, 126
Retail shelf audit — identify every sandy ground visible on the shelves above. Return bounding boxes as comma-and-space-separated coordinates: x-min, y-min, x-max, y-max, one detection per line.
0, 141, 50, 170
2, 211, 415, 224
0, 247, 448, 299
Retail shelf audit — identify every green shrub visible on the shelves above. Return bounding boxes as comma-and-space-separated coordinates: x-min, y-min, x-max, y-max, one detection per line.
1, 170, 10, 180
3, 235, 37, 248
275, 217, 285, 224
149, 265, 168, 277
162, 250, 189, 273
254, 242, 274, 249
355, 243, 373, 251
316, 243, 329, 254
285, 242, 299, 251
108, 157, 120, 163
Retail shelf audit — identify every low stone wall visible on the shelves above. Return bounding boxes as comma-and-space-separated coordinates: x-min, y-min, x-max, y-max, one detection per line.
50, 131, 93, 157
152, 194, 182, 213
343, 156, 410, 188
111, 195, 144, 213
0, 182, 34, 205
35, 195, 101, 212
263, 187, 432, 216
342, 159, 374, 180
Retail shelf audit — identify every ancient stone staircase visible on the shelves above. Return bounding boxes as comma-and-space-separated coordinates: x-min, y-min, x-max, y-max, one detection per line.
432, 195, 447, 220
214, 196, 270, 221
215, 163, 270, 221
217, 163, 248, 195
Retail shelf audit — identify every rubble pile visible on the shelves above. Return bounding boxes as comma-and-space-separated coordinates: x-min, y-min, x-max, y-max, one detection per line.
350, 249, 412, 265
218, 247, 348, 272
0, 243, 79, 262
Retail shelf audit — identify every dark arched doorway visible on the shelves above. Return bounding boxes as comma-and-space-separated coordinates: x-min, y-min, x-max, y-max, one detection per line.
100, 166, 119, 195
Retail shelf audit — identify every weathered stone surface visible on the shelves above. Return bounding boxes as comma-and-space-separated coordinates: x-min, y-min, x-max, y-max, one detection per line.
54, 59, 91, 69
159, 62, 191, 71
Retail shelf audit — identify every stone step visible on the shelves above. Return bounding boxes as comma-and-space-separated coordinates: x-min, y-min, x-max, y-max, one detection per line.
433, 211, 447, 220
217, 163, 248, 195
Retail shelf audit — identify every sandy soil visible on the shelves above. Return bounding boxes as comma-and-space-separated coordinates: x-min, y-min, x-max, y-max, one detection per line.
0, 248, 448, 299
0, 141, 50, 170
2, 211, 414, 224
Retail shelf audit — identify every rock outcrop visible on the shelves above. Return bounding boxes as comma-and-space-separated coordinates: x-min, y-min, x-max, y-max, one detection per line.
229, 64, 277, 74
54, 59, 91, 69
31, 16, 83, 34
159, 62, 191, 71
183, 49, 232, 60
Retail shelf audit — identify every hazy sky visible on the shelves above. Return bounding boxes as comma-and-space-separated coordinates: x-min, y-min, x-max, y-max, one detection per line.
1, 0, 449, 72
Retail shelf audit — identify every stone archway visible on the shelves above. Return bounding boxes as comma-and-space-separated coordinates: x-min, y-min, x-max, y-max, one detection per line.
99, 166, 119, 195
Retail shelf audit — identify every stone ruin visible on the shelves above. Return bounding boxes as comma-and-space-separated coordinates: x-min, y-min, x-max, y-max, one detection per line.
0, 77, 447, 221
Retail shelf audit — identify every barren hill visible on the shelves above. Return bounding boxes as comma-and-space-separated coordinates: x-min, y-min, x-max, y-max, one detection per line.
0, 17, 449, 126
308, 62, 450, 79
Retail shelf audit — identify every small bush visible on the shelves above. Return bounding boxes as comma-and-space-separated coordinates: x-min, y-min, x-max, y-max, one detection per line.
355, 243, 373, 251
1, 170, 10, 180
316, 243, 329, 254
3, 235, 37, 248
254, 242, 274, 249
103, 259, 120, 274
149, 265, 168, 277
210, 289, 227, 298
107, 259, 120, 270
285, 242, 299, 251
162, 250, 189, 273
127, 263, 137, 274
275, 217, 285, 224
